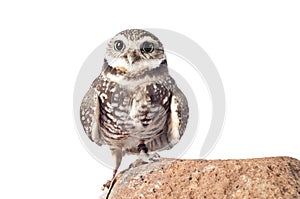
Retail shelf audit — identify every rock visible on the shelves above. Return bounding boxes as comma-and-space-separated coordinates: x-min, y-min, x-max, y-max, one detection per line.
104, 156, 300, 199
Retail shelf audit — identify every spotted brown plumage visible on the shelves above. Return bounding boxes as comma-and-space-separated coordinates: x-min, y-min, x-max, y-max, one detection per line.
80, 29, 189, 189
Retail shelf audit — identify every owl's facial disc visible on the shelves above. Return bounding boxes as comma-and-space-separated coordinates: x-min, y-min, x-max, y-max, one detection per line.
105, 30, 166, 73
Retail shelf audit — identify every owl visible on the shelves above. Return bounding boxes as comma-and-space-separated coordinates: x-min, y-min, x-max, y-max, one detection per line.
80, 29, 189, 189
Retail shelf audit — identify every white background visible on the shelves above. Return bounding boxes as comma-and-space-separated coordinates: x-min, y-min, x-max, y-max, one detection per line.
0, 1, 299, 198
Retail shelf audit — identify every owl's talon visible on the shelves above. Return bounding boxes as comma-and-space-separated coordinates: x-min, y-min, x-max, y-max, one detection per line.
148, 152, 160, 162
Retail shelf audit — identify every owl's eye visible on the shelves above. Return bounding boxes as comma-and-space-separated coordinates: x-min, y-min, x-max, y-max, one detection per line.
114, 40, 125, 51
141, 41, 154, 53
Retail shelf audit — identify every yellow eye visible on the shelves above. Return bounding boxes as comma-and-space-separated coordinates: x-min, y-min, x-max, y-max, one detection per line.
114, 40, 125, 51
141, 41, 154, 53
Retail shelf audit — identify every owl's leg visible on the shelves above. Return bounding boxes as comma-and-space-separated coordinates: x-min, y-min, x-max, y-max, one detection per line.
137, 142, 148, 154
101, 148, 122, 190
112, 148, 123, 178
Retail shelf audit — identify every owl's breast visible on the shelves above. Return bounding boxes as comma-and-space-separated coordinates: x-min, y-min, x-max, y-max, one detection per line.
99, 79, 172, 144
129, 83, 171, 128
99, 81, 132, 133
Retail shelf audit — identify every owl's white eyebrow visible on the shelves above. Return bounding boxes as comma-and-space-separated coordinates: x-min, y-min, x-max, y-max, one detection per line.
113, 35, 127, 41
137, 36, 157, 43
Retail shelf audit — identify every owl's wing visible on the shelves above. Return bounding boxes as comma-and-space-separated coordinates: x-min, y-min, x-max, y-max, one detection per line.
80, 76, 103, 145
145, 77, 189, 152
167, 79, 189, 147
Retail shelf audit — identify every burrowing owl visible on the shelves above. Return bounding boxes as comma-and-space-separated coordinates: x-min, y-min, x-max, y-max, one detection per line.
80, 29, 189, 188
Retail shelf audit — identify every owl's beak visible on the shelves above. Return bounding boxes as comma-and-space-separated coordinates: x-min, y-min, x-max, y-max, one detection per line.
127, 51, 139, 65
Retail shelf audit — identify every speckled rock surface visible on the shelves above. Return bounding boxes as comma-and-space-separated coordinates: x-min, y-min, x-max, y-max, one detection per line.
105, 157, 300, 199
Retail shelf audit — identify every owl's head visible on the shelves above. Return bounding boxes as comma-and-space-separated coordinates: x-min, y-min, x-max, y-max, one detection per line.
104, 29, 166, 73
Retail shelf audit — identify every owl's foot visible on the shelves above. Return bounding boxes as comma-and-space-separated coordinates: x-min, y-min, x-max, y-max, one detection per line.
140, 152, 161, 166
138, 143, 160, 161
147, 152, 160, 162
129, 142, 160, 168
129, 152, 161, 168
101, 180, 111, 191
101, 177, 117, 199
101, 168, 118, 190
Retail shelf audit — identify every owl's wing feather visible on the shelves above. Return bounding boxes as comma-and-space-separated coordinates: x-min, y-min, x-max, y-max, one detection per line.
144, 77, 189, 152
80, 76, 103, 145
166, 77, 189, 148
